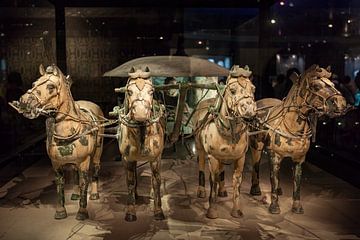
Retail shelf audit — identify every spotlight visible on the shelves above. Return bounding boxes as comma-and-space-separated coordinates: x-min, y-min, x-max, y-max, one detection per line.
280, 1, 285, 6
205, 46, 210, 50
270, 19, 276, 24
198, 41, 203, 45
328, 23, 333, 28
347, 19, 351, 24
159, 36, 164, 40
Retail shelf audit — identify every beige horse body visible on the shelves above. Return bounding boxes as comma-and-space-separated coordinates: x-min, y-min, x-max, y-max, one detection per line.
118, 67, 165, 222
249, 65, 346, 214
11, 65, 104, 220
193, 65, 256, 218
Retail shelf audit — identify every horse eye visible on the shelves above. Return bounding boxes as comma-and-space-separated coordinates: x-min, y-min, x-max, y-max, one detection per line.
230, 88, 237, 94
128, 90, 133, 96
148, 89, 154, 95
47, 84, 55, 90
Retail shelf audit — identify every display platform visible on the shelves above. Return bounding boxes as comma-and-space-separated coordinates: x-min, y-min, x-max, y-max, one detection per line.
0, 140, 359, 240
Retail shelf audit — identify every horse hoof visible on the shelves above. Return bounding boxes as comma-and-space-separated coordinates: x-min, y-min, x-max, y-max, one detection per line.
269, 203, 281, 214
125, 213, 137, 222
197, 189, 206, 198
71, 193, 80, 200
231, 209, 243, 218
250, 185, 262, 196
76, 210, 89, 220
292, 202, 304, 214
218, 190, 228, 198
154, 211, 165, 221
54, 210, 67, 219
206, 208, 218, 219
277, 188, 283, 196
89, 193, 100, 200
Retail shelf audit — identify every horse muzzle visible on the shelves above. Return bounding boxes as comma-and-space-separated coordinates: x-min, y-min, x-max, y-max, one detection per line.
15, 93, 41, 119
325, 95, 346, 117
130, 100, 151, 122
237, 99, 257, 119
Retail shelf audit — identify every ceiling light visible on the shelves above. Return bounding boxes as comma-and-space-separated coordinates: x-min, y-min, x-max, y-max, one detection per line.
270, 19, 276, 24
205, 46, 210, 50
328, 23, 333, 28
347, 19, 351, 24
289, 2, 294, 7
198, 41, 203, 45
280, 1, 285, 6
159, 36, 163, 40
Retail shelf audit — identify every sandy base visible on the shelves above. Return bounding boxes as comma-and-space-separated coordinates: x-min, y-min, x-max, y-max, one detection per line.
0, 140, 359, 240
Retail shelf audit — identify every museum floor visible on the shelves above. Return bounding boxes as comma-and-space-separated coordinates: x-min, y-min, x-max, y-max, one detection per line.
0, 139, 359, 240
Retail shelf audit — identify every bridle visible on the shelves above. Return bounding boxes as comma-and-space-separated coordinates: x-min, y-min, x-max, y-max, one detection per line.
25, 73, 63, 115
297, 73, 342, 115
223, 76, 255, 119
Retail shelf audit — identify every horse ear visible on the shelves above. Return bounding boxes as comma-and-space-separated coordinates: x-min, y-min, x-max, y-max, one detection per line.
39, 64, 45, 75
144, 66, 150, 72
326, 65, 331, 72
290, 72, 300, 83
52, 65, 59, 76
66, 75, 73, 86
129, 67, 135, 73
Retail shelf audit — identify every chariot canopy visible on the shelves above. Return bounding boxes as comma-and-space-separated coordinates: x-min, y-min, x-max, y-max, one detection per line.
103, 56, 229, 78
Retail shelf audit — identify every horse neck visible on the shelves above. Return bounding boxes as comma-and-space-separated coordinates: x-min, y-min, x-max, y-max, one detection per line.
55, 84, 81, 124
280, 81, 310, 133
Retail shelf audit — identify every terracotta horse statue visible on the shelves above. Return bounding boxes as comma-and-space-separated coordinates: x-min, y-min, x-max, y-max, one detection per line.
249, 65, 346, 214
117, 67, 165, 222
192, 65, 257, 218
9, 64, 104, 220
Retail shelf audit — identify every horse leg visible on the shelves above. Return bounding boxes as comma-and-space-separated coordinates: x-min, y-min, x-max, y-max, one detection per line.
76, 158, 90, 220
71, 166, 80, 200
89, 164, 100, 200
124, 160, 137, 222
54, 167, 67, 219
90, 134, 103, 200
150, 158, 165, 220
218, 164, 228, 197
197, 148, 207, 198
249, 140, 263, 196
269, 152, 282, 214
291, 158, 305, 214
206, 155, 220, 219
231, 156, 245, 218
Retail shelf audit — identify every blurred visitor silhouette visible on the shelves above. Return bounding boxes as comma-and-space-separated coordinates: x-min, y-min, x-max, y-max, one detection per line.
271, 74, 286, 99
6, 71, 24, 103
338, 75, 355, 105
354, 72, 360, 107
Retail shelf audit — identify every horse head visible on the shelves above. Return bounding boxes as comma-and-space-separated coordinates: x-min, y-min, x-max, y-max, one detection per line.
13, 64, 71, 119
224, 65, 256, 119
125, 66, 154, 122
295, 65, 346, 117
